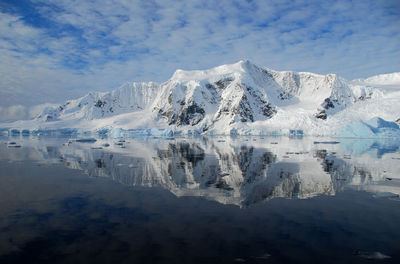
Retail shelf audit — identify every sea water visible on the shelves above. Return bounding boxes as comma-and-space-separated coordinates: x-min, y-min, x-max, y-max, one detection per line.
0, 135, 399, 263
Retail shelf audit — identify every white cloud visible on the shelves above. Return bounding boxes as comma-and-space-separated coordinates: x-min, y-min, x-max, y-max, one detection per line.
0, 0, 399, 111
0, 105, 28, 120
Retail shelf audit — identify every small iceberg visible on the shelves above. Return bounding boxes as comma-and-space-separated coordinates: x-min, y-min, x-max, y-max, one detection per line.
373, 192, 399, 199
75, 138, 97, 143
21, 129, 30, 136
255, 253, 271, 259
7, 141, 21, 148
313, 141, 340, 144
289, 129, 304, 137
62, 140, 72, 146
9, 129, 21, 136
354, 250, 391, 260
150, 128, 174, 137
7, 144, 21, 148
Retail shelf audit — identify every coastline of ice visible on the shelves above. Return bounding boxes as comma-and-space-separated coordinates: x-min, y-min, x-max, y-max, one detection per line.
2, 116, 400, 139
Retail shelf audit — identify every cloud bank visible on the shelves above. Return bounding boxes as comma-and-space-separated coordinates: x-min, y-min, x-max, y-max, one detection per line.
0, 0, 399, 120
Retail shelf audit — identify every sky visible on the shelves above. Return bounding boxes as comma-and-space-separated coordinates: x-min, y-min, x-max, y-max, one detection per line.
0, 0, 399, 120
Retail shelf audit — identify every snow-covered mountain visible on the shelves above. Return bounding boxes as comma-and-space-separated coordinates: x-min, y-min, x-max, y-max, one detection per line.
2, 60, 400, 136
153, 60, 365, 129
354, 72, 400, 86
37, 82, 159, 121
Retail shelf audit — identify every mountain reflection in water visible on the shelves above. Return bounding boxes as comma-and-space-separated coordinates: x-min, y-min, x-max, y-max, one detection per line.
2, 136, 399, 207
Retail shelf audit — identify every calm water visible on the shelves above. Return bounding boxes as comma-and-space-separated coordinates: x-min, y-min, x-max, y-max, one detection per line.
0, 136, 399, 264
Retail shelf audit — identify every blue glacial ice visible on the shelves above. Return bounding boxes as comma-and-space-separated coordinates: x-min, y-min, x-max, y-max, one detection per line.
338, 117, 400, 138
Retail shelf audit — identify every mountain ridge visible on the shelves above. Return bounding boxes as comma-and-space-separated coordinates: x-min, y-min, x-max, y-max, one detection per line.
2, 60, 400, 136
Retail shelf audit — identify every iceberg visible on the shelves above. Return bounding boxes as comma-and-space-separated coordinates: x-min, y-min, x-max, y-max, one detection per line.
75, 138, 97, 143
104, 127, 174, 138
149, 128, 174, 137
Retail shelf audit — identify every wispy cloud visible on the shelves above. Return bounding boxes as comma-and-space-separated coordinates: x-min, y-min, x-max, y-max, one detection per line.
0, 105, 27, 120
0, 0, 399, 119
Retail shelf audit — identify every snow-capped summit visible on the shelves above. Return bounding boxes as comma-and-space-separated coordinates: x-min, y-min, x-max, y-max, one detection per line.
152, 60, 377, 133
37, 82, 159, 121
354, 72, 400, 86
2, 60, 400, 137
153, 60, 279, 130
171, 60, 250, 81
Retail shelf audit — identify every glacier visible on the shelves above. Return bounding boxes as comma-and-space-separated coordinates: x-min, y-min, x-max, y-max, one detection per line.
338, 117, 400, 138
1, 60, 399, 138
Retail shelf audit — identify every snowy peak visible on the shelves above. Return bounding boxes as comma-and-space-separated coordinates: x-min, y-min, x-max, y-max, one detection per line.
154, 60, 278, 129
355, 72, 400, 86
24, 60, 400, 137
37, 82, 159, 121
171, 60, 251, 82
156, 60, 373, 130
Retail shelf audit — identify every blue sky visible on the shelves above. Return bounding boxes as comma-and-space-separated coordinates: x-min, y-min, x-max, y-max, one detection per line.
0, 0, 399, 120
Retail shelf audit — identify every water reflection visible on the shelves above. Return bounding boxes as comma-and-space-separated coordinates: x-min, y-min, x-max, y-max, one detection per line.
1, 136, 400, 207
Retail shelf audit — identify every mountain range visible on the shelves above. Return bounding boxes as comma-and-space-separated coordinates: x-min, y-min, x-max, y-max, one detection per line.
2, 60, 400, 137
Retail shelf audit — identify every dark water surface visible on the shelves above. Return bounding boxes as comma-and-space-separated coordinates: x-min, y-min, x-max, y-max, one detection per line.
0, 136, 399, 264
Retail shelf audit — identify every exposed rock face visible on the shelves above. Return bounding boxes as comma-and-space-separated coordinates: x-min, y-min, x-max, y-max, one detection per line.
322, 98, 335, 110
153, 61, 281, 131
315, 110, 327, 120
161, 102, 206, 126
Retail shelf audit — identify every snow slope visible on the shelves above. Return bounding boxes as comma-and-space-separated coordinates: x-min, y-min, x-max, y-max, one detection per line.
37, 82, 159, 121
354, 72, 400, 86
1, 60, 399, 137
